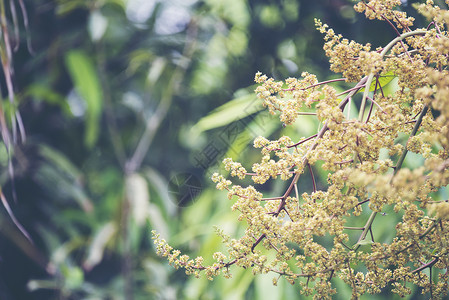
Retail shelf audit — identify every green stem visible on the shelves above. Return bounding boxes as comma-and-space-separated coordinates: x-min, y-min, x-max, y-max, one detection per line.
360, 30, 427, 121
354, 105, 429, 251
358, 73, 374, 121
353, 210, 377, 250
278, 76, 368, 218
394, 105, 429, 175
352, 30, 428, 251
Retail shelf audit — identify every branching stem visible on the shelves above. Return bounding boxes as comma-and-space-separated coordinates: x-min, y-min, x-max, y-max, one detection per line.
360, 30, 427, 121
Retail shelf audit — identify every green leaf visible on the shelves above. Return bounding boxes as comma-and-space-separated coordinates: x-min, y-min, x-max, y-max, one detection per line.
144, 167, 177, 218
83, 222, 116, 271
224, 110, 279, 161
254, 274, 282, 299
38, 144, 83, 183
37, 144, 93, 212
61, 265, 84, 290
358, 238, 374, 246
65, 50, 102, 148
359, 71, 396, 93
125, 173, 150, 226
356, 238, 374, 253
223, 270, 254, 299
192, 91, 262, 133
24, 84, 72, 116
56, 0, 87, 16
0, 141, 7, 167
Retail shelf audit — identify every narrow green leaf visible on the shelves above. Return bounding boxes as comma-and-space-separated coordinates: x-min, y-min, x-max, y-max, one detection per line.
37, 144, 93, 212
38, 144, 82, 181
61, 265, 84, 290
358, 238, 374, 246
359, 71, 396, 93
56, 1, 87, 16
224, 111, 279, 161
254, 273, 282, 299
192, 92, 262, 133
83, 222, 116, 271
144, 167, 177, 217
25, 84, 72, 116
125, 173, 150, 226
65, 50, 102, 148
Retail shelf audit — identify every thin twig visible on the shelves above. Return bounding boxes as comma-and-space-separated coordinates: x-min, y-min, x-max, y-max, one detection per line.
308, 163, 317, 194
282, 78, 347, 92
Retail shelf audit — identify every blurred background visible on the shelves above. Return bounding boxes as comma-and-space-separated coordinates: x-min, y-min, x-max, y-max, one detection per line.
0, 0, 432, 299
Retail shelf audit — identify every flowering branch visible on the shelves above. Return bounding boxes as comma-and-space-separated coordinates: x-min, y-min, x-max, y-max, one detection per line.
154, 1, 449, 298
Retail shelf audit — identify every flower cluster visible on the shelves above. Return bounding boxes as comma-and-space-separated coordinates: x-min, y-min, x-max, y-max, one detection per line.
154, 1, 449, 298
354, 0, 415, 30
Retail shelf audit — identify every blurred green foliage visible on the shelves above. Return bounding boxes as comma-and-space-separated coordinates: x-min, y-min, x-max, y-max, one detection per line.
0, 0, 432, 299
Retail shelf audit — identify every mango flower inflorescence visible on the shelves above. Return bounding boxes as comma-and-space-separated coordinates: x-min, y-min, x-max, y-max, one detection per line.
154, 1, 449, 298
